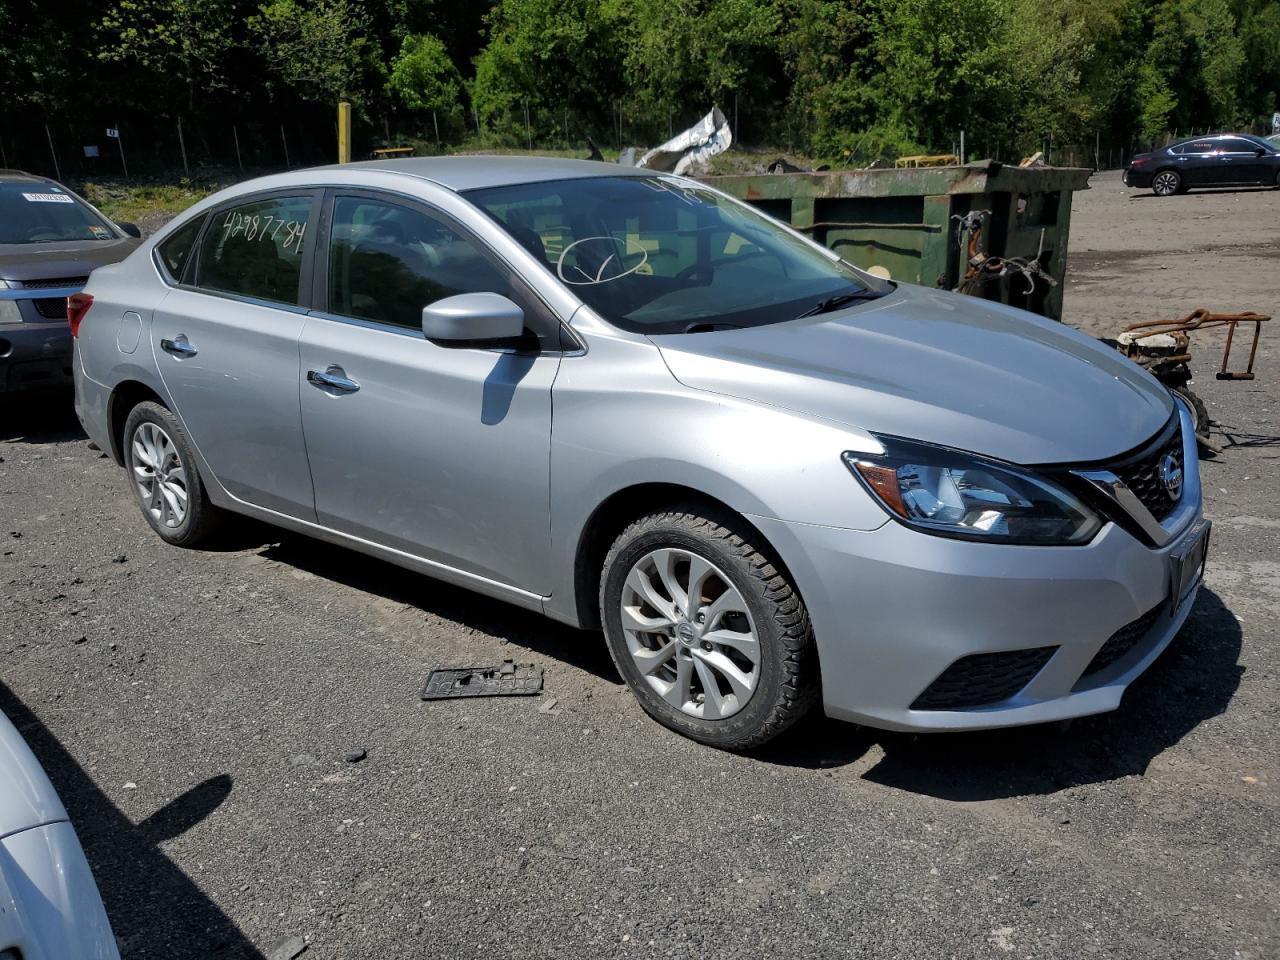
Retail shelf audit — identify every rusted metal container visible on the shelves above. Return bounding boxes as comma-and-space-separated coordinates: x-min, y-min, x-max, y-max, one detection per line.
702, 162, 1091, 321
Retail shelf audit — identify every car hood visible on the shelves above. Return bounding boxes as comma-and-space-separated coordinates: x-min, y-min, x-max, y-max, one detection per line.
650, 284, 1173, 465
0, 711, 67, 838
0, 238, 140, 283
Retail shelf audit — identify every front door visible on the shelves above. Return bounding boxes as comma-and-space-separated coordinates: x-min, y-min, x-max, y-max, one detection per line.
152, 191, 319, 518
298, 192, 560, 595
1219, 137, 1270, 184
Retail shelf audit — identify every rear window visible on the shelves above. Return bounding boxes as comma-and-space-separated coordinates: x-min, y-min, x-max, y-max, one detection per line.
195, 196, 313, 305
0, 182, 115, 244
157, 215, 205, 283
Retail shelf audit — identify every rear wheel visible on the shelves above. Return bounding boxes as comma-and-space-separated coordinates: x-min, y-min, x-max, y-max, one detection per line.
600, 505, 818, 750
1152, 170, 1181, 196
123, 401, 222, 546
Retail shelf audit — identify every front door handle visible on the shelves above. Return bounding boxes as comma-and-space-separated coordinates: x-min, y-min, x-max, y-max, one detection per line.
160, 335, 198, 358
307, 366, 360, 394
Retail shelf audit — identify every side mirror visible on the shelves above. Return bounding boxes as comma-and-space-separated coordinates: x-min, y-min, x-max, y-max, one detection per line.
1256, 147, 1268, 157
422, 292, 524, 345
117, 221, 142, 238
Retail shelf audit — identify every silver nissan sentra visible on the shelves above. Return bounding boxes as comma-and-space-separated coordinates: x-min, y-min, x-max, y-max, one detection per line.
72, 158, 1208, 749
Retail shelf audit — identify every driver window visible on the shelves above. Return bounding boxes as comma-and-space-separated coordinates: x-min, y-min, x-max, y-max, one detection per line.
1219, 137, 1256, 154
327, 197, 509, 330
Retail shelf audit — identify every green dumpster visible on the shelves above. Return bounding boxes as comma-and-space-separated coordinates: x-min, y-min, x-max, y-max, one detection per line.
701, 162, 1091, 321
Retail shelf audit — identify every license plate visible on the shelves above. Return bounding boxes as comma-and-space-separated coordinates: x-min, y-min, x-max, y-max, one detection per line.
1171, 521, 1211, 606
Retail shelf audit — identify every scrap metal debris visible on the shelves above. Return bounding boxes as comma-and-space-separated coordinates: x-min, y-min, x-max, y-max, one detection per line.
421, 659, 543, 700
1103, 309, 1270, 456
952, 210, 1056, 296
637, 107, 732, 175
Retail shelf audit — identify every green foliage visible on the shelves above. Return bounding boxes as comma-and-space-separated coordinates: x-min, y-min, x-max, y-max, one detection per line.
389, 34, 464, 114
12, 0, 1280, 168
470, 0, 625, 137
248, 0, 371, 106
612, 0, 781, 130
96, 0, 236, 111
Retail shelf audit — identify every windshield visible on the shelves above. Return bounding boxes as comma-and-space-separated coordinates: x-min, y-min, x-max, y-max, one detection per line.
466, 175, 890, 334
0, 183, 115, 244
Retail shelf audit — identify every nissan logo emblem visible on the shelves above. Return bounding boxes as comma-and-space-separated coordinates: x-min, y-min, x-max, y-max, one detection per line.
1158, 453, 1183, 501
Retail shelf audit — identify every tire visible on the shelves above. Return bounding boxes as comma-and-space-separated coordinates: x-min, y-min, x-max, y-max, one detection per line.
123, 400, 222, 546
1152, 169, 1181, 196
600, 505, 818, 750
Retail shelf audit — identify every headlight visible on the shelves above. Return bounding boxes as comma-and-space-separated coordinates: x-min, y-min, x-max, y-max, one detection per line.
844, 436, 1101, 545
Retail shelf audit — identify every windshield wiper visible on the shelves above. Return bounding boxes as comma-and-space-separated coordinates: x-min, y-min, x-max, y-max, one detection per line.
683, 321, 743, 334
795, 291, 876, 319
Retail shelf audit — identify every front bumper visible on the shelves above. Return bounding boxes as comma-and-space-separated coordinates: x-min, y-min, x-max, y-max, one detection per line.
0, 821, 120, 960
752, 409, 1206, 732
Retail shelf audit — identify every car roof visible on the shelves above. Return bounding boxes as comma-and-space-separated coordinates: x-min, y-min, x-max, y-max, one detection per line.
1168, 133, 1268, 148
0, 169, 55, 184
308, 155, 653, 192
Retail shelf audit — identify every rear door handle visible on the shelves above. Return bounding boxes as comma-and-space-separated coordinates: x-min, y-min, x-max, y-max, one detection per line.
160, 335, 198, 358
307, 366, 360, 394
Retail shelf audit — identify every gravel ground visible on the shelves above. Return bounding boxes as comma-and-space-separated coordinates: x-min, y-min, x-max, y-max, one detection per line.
2, 171, 1277, 960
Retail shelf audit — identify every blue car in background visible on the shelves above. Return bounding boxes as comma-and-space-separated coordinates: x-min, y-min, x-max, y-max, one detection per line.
1, 170, 141, 393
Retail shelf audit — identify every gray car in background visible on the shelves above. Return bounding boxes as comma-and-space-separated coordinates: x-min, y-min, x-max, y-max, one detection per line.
72, 158, 1208, 749
0, 170, 140, 393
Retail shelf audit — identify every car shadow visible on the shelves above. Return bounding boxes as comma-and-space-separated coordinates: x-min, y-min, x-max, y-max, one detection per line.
0, 681, 264, 960
258, 531, 623, 685
753, 588, 1243, 799
0, 389, 87, 443
1128, 185, 1278, 200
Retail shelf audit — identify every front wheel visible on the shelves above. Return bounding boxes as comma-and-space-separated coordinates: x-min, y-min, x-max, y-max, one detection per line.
600, 506, 819, 750
123, 401, 222, 546
1152, 170, 1182, 196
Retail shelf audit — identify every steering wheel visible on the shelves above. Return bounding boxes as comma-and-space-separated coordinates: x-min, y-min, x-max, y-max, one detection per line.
27, 230, 60, 242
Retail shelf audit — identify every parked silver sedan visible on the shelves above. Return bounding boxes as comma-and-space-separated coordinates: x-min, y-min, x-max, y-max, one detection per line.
73, 158, 1208, 749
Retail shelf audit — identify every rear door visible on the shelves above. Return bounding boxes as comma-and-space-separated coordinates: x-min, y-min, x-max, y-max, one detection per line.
1176, 140, 1221, 185
152, 190, 320, 518
297, 190, 562, 595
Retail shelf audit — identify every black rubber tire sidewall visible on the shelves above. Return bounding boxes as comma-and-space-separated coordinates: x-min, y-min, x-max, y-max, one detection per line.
600, 508, 816, 750
123, 400, 219, 547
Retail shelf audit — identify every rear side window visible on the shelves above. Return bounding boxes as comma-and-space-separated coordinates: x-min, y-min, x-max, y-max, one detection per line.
157, 214, 205, 283
196, 196, 312, 305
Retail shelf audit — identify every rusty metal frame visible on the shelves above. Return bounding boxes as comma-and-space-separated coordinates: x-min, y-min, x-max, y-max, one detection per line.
1121, 309, 1270, 381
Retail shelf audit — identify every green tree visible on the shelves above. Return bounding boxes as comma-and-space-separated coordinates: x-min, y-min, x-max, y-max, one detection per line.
388, 33, 465, 139
612, 0, 781, 134
249, 0, 372, 107
96, 0, 237, 112
471, 0, 625, 139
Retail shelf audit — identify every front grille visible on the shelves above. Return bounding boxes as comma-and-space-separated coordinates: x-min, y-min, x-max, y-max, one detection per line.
19, 276, 87, 290
911, 646, 1057, 711
33, 297, 67, 319
1113, 421, 1184, 522
1076, 603, 1165, 683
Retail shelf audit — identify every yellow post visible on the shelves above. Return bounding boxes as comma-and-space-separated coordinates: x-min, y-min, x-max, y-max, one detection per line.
337, 101, 351, 164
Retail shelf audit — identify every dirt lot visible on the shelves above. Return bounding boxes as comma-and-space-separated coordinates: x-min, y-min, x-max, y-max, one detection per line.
1, 171, 1277, 960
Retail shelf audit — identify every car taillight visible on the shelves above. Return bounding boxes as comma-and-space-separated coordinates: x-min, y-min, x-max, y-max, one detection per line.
1130, 156, 1149, 168
67, 292, 93, 337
